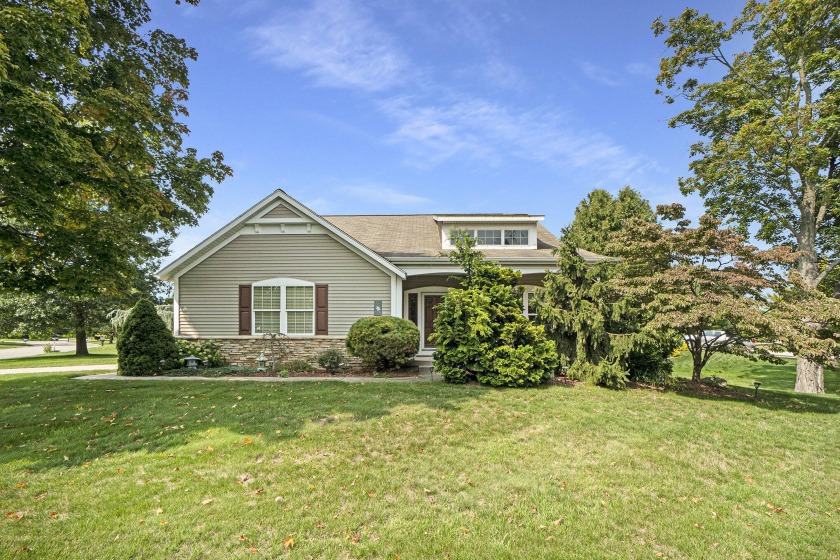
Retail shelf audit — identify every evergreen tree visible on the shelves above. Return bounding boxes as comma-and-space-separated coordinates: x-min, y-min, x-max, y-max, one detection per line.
117, 299, 179, 376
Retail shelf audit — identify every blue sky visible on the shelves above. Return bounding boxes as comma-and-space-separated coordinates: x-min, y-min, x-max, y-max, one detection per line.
153, 0, 745, 264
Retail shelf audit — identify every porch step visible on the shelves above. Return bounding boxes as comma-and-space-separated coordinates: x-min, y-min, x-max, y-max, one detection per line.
411, 354, 435, 369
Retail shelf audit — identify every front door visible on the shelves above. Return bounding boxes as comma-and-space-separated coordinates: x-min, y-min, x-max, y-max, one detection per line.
423, 295, 444, 348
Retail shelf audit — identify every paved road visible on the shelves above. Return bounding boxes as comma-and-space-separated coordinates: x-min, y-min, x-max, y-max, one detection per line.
0, 339, 76, 359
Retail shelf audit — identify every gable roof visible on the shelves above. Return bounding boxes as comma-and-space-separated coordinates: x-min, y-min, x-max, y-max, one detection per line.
322, 214, 604, 263
157, 190, 406, 281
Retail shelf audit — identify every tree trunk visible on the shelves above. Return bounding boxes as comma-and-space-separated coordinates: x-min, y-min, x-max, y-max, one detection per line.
794, 194, 825, 393
692, 353, 703, 382
795, 356, 824, 393
74, 306, 89, 356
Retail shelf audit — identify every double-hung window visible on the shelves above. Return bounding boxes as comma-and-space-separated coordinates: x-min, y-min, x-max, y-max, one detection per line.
252, 279, 315, 335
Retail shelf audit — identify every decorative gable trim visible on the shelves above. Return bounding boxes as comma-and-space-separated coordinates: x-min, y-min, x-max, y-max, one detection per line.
157, 190, 406, 281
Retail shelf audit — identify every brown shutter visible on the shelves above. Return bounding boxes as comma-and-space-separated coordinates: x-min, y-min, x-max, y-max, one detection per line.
408, 293, 418, 325
238, 285, 252, 335
315, 284, 328, 335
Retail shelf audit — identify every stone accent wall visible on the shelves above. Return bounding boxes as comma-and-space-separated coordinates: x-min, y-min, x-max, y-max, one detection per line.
179, 336, 360, 368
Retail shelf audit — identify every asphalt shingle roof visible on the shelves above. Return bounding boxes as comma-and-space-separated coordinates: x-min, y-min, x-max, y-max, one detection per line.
322, 214, 572, 260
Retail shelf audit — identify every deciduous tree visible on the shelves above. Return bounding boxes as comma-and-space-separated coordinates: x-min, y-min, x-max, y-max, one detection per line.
612, 205, 839, 384
653, 0, 839, 391
0, 1, 231, 321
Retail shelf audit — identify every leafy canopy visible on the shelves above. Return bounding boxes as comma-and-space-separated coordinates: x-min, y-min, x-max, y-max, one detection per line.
0, 0, 231, 293
653, 0, 840, 289
611, 204, 839, 382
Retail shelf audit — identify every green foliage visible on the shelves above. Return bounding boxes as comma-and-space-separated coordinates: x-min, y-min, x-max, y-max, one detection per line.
346, 316, 420, 370
117, 300, 179, 376
538, 244, 678, 389
317, 349, 344, 373
433, 235, 558, 387
174, 339, 223, 368
653, 1, 839, 288
286, 359, 315, 373
42, 343, 52, 354
563, 187, 656, 256
0, 1, 231, 298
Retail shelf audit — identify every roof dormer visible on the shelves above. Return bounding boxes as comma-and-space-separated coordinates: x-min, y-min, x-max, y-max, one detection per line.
434, 215, 543, 251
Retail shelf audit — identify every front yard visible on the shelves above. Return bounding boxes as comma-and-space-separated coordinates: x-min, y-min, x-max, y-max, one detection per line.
1, 361, 838, 559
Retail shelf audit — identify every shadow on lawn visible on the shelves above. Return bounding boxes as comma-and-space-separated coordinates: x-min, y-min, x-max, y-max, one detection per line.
669, 380, 840, 415
0, 373, 484, 472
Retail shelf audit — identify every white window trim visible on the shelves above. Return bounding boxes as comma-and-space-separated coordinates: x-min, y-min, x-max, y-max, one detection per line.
442, 226, 537, 250
252, 278, 315, 336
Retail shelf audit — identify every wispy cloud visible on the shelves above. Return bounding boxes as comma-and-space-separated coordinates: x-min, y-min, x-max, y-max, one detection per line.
579, 61, 623, 87
250, 0, 409, 92
339, 183, 431, 207
380, 96, 651, 183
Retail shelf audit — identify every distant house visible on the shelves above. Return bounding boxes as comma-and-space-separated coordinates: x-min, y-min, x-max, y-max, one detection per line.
158, 189, 602, 365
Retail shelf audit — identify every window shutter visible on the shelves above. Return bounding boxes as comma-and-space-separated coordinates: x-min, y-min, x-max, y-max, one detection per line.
315, 284, 328, 335
238, 285, 252, 335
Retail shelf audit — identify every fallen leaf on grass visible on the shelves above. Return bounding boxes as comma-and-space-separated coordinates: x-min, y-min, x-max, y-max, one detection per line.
247, 547, 258, 554
282, 537, 295, 549
243, 438, 252, 445
6, 512, 23, 519
34, 493, 47, 500
239, 535, 250, 542
201, 498, 214, 505
766, 503, 785, 514
15, 483, 26, 488
49, 512, 59, 519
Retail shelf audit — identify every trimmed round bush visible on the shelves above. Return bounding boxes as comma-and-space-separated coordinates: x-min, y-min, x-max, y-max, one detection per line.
117, 299, 179, 376
317, 349, 344, 373
346, 316, 420, 370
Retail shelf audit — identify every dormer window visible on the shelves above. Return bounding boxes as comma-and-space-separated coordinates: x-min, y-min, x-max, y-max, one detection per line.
447, 228, 530, 247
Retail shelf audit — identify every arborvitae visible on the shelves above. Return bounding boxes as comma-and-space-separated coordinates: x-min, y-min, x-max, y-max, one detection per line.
117, 299, 179, 376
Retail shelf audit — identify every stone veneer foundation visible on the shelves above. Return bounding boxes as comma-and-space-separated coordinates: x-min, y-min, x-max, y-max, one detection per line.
178, 336, 360, 368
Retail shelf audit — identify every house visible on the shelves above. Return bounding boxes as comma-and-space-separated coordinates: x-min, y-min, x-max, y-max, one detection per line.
158, 189, 602, 365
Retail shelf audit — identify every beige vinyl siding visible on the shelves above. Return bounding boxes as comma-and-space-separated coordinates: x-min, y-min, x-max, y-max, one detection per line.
178, 233, 392, 337
261, 204, 302, 219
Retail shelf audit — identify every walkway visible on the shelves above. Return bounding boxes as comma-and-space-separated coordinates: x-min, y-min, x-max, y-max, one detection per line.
0, 364, 117, 376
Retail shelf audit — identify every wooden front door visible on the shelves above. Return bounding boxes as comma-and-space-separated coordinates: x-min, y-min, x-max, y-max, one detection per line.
423, 295, 444, 348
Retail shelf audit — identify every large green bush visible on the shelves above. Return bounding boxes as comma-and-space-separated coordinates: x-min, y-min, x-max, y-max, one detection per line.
117, 299, 179, 376
432, 235, 558, 387
175, 339, 223, 367
346, 316, 420, 370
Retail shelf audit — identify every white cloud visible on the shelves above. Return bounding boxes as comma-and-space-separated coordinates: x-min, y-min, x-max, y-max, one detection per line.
579, 61, 623, 87
339, 183, 431, 207
380, 96, 651, 183
250, 0, 409, 92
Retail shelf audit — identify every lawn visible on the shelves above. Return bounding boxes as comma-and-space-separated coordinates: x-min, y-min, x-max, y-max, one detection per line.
0, 344, 117, 369
0, 340, 28, 348
1, 372, 837, 559
671, 352, 840, 397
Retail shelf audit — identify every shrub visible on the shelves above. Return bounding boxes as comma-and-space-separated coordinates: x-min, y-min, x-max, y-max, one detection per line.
175, 339, 224, 368
117, 299, 179, 376
346, 316, 420, 370
432, 236, 558, 387
286, 359, 314, 373
42, 343, 52, 354
317, 349, 344, 373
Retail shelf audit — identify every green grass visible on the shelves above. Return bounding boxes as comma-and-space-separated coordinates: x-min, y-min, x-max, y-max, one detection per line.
1, 372, 837, 559
0, 340, 28, 348
672, 352, 840, 397
0, 344, 117, 369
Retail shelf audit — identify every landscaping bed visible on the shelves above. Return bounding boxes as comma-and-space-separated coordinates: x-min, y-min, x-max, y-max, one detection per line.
156, 365, 424, 378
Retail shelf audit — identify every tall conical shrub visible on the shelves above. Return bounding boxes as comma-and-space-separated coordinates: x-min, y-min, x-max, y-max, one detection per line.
117, 299, 179, 376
